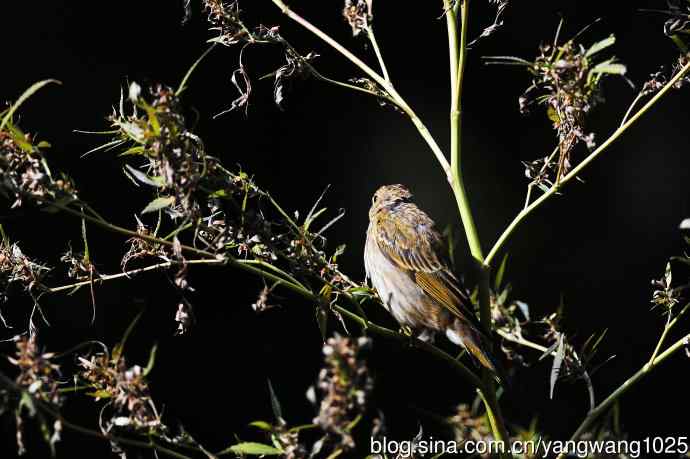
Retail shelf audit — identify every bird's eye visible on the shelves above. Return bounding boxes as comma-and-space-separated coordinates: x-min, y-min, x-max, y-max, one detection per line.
372, 195, 378, 204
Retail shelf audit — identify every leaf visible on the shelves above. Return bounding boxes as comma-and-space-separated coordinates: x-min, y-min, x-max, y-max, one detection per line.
585, 34, 616, 57
249, 421, 273, 431
494, 253, 509, 290
549, 333, 566, 400
143, 343, 158, 377
590, 61, 627, 75
304, 185, 330, 229
221, 442, 282, 455
0, 79, 61, 132
86, 389, 113, 399
316, 208, 346, 237
124, 164, 164, 188
142, 196, 176, 214
177, 43, 218, 96
113, 310, 144, 361
118, 146, 146, 156
267, 379, 284, 424
332, 244, 347, 260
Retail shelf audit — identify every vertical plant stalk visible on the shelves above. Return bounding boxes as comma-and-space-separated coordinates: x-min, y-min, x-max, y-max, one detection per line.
484, 59, 690, 267
448, 0, 483, 266
445, 0, 510, 451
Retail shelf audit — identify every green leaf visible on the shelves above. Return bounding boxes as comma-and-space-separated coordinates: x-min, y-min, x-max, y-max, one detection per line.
143, 343, 158, 377
585, 34, 616, 57
124, 164, 164, 188
267, 379, 284, 423
209, 189, 228, 198
37, 140, 51, 149
119, 146, 146, 156
177, 43, 218, 96
0, 79, 61, 132
86, 389, 113, 399
142, 196, 175, 214
221, 442, 282, 455
546, 105, 560, 124
494, 253, 509, 290
590, 61, 626, 75
248, 421, 273, 431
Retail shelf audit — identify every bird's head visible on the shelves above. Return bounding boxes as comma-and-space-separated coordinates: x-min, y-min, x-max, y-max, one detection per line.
369, 184, 413, 218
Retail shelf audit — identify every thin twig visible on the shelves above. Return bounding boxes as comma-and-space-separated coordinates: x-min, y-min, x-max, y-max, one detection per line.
648, 302, 689, 365
46, 259, 226, 294
270, 0, 452, 179
367, 27, 391, 82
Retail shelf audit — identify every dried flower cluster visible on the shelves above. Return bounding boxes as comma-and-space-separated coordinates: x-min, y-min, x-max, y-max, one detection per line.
449, 403, 493, 457
0, 129, 76, 208
660, 0, 690, 51
78, 351, 162, 433
651, 262, 680, 311
0, 238, 50, 330
5, 336, 63, 455
514, 32, 626, 182
642, 54, 690, 96
8, 336, 62, 406
313, 335, 373, 451
203, 0, 251, 45
112, 83, 211, 221
102, 81, 356, 335
343, 0, 372, 37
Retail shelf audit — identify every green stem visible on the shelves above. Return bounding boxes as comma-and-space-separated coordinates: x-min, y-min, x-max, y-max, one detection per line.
52, 202, 316, 301
485, 59, 690, 267
60, 202, 485, 390
54, 203, 217, 259
649, 302, 690, 365
557, 332, 690, 458
444, 1, 510, 452
448, 0, 482, 265
333, 304, 483, 388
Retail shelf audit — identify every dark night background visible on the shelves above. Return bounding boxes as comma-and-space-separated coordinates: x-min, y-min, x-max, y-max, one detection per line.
1, 0, 689, 457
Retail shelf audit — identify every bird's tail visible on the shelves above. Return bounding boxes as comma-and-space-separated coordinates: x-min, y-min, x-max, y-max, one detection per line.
446, 320, 509, 387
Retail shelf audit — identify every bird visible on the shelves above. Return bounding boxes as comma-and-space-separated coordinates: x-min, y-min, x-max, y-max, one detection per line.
364, 184, 502, 379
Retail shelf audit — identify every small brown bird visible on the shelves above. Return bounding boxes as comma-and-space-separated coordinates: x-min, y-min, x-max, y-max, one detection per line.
364, 184, 501, 376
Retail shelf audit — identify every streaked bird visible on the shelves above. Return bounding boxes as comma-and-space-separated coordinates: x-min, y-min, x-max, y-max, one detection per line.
364, 184, 502, 378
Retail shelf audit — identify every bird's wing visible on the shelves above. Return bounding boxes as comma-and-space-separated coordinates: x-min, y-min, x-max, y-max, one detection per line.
373, 205, 480, 327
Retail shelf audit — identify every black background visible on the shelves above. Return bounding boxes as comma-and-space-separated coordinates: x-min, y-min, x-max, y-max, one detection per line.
1, 0, 689, 457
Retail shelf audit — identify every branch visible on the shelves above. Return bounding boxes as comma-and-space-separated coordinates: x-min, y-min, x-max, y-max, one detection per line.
52, 200, 486, 394
46, 259, 226, 294
485, 59, 690, 267
557, 331, 690, 458
270, 0, 452, 179
443, 1, 510, 451
367, 26, 391, 82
